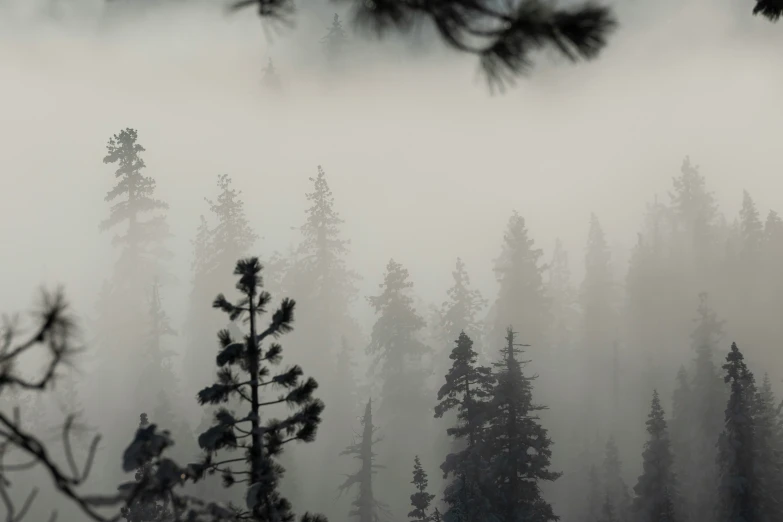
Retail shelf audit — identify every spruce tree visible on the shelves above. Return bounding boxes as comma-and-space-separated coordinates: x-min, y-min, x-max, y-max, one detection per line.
586, 464, 603, 522
547, 239, 577, 359
101, 128, 172, 296
685, 293, 726, 522
434, 332, 494, 522
184, 174, 258, 391
668, 366, 692, 520
484, 328, 561, 522
195, 257, 325, 522
339, 399, 387, 522
602, 437, 630, 522
440, 258, 487, 349
409, 456, 435, 522
669, 156, 718, 263
753, 374, 783, 522
121, 413, 172, 522
716, 342, 758, 522
287, 165, 361, 359
367, 259, 431, 512
631, 390, 678, 522
489, 212, 550, 353
580, 213, 616, 429
739, 190, 764, 266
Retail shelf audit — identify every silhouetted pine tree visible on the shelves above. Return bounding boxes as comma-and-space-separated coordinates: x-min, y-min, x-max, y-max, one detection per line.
339, 399, 387, 522
716, 342, 758, 522
195, 258, 325, 522
434, 332, 494, 522
121, 413, 172, 522
632, 390, 678, 522
439, 258, 487, 366
753, 374, 783, 522
602, 437, 630, 522
489, 212, 549, 354
409, 456, 435, 522
484, 328, 560, 522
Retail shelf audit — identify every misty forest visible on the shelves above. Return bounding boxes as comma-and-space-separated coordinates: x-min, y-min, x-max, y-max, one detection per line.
2, 0, 783, 521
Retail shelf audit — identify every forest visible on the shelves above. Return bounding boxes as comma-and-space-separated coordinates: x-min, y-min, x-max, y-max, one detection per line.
2, 0, 783, 522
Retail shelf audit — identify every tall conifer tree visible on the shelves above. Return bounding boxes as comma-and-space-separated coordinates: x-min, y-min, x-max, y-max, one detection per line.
716, 342, 758, 522
409, 456, 436, 522
485, 328, 561, 522
631, 390, 678, 522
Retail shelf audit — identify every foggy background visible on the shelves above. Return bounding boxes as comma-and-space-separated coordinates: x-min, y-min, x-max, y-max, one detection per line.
1, 0, 782, 520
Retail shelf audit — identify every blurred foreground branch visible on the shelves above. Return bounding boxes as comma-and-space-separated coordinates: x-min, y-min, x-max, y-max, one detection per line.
0, 289, 233, 522
232, 0, 618, 90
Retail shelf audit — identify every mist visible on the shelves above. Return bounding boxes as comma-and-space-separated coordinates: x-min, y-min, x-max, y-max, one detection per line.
1, 0, 783, 521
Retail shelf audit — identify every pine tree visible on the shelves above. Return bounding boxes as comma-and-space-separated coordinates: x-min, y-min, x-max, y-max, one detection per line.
739, 190, 764, 266
631, 390, 678, 522
580, 213, 616, 429
121, 413, 172, 522
409, 456, 435, 522
753, 374, 783, 522
669, 366, 692, 520
484, 328, 561, 522
339, 399, 387, 522
135, 281, 177, 408
367, 259, 431, 512
321, 14, 348, 62
602, 437, 630, 522
184, 175, 258, 391
716, 342, 758, 522
685, 293, 726, 522
440, 258, 487, 348
287, 165, 361, 359
195, 257, 325, 522
669, 156, 718, 264
547, 239, 577, 358
101, 128, 172, 296
489, 212, 550, 353
434, 332, 494, 522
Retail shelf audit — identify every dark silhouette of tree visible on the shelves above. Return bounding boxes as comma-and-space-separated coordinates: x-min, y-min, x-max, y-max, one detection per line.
485, 328, 561, 522
121, 413, 172, 522
434, 332, 494, 522
716, 342, 758, 522
230, 0, 616, 89
753, 374, 783, 522
195, 257, 325, 522
339, 399, 388, 522
631, 390, 678, 522
408, 455, 435, 522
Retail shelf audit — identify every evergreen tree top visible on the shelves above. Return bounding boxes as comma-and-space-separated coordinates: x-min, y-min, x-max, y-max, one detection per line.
690, 293, 724, 356
440, 258, 486, 344
669, 156, 717, 226
494, 212, 545, 280
646, 390, 667, 438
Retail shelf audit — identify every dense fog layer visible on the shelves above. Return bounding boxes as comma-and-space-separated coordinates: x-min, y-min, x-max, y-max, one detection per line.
1, 0, 783, 521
